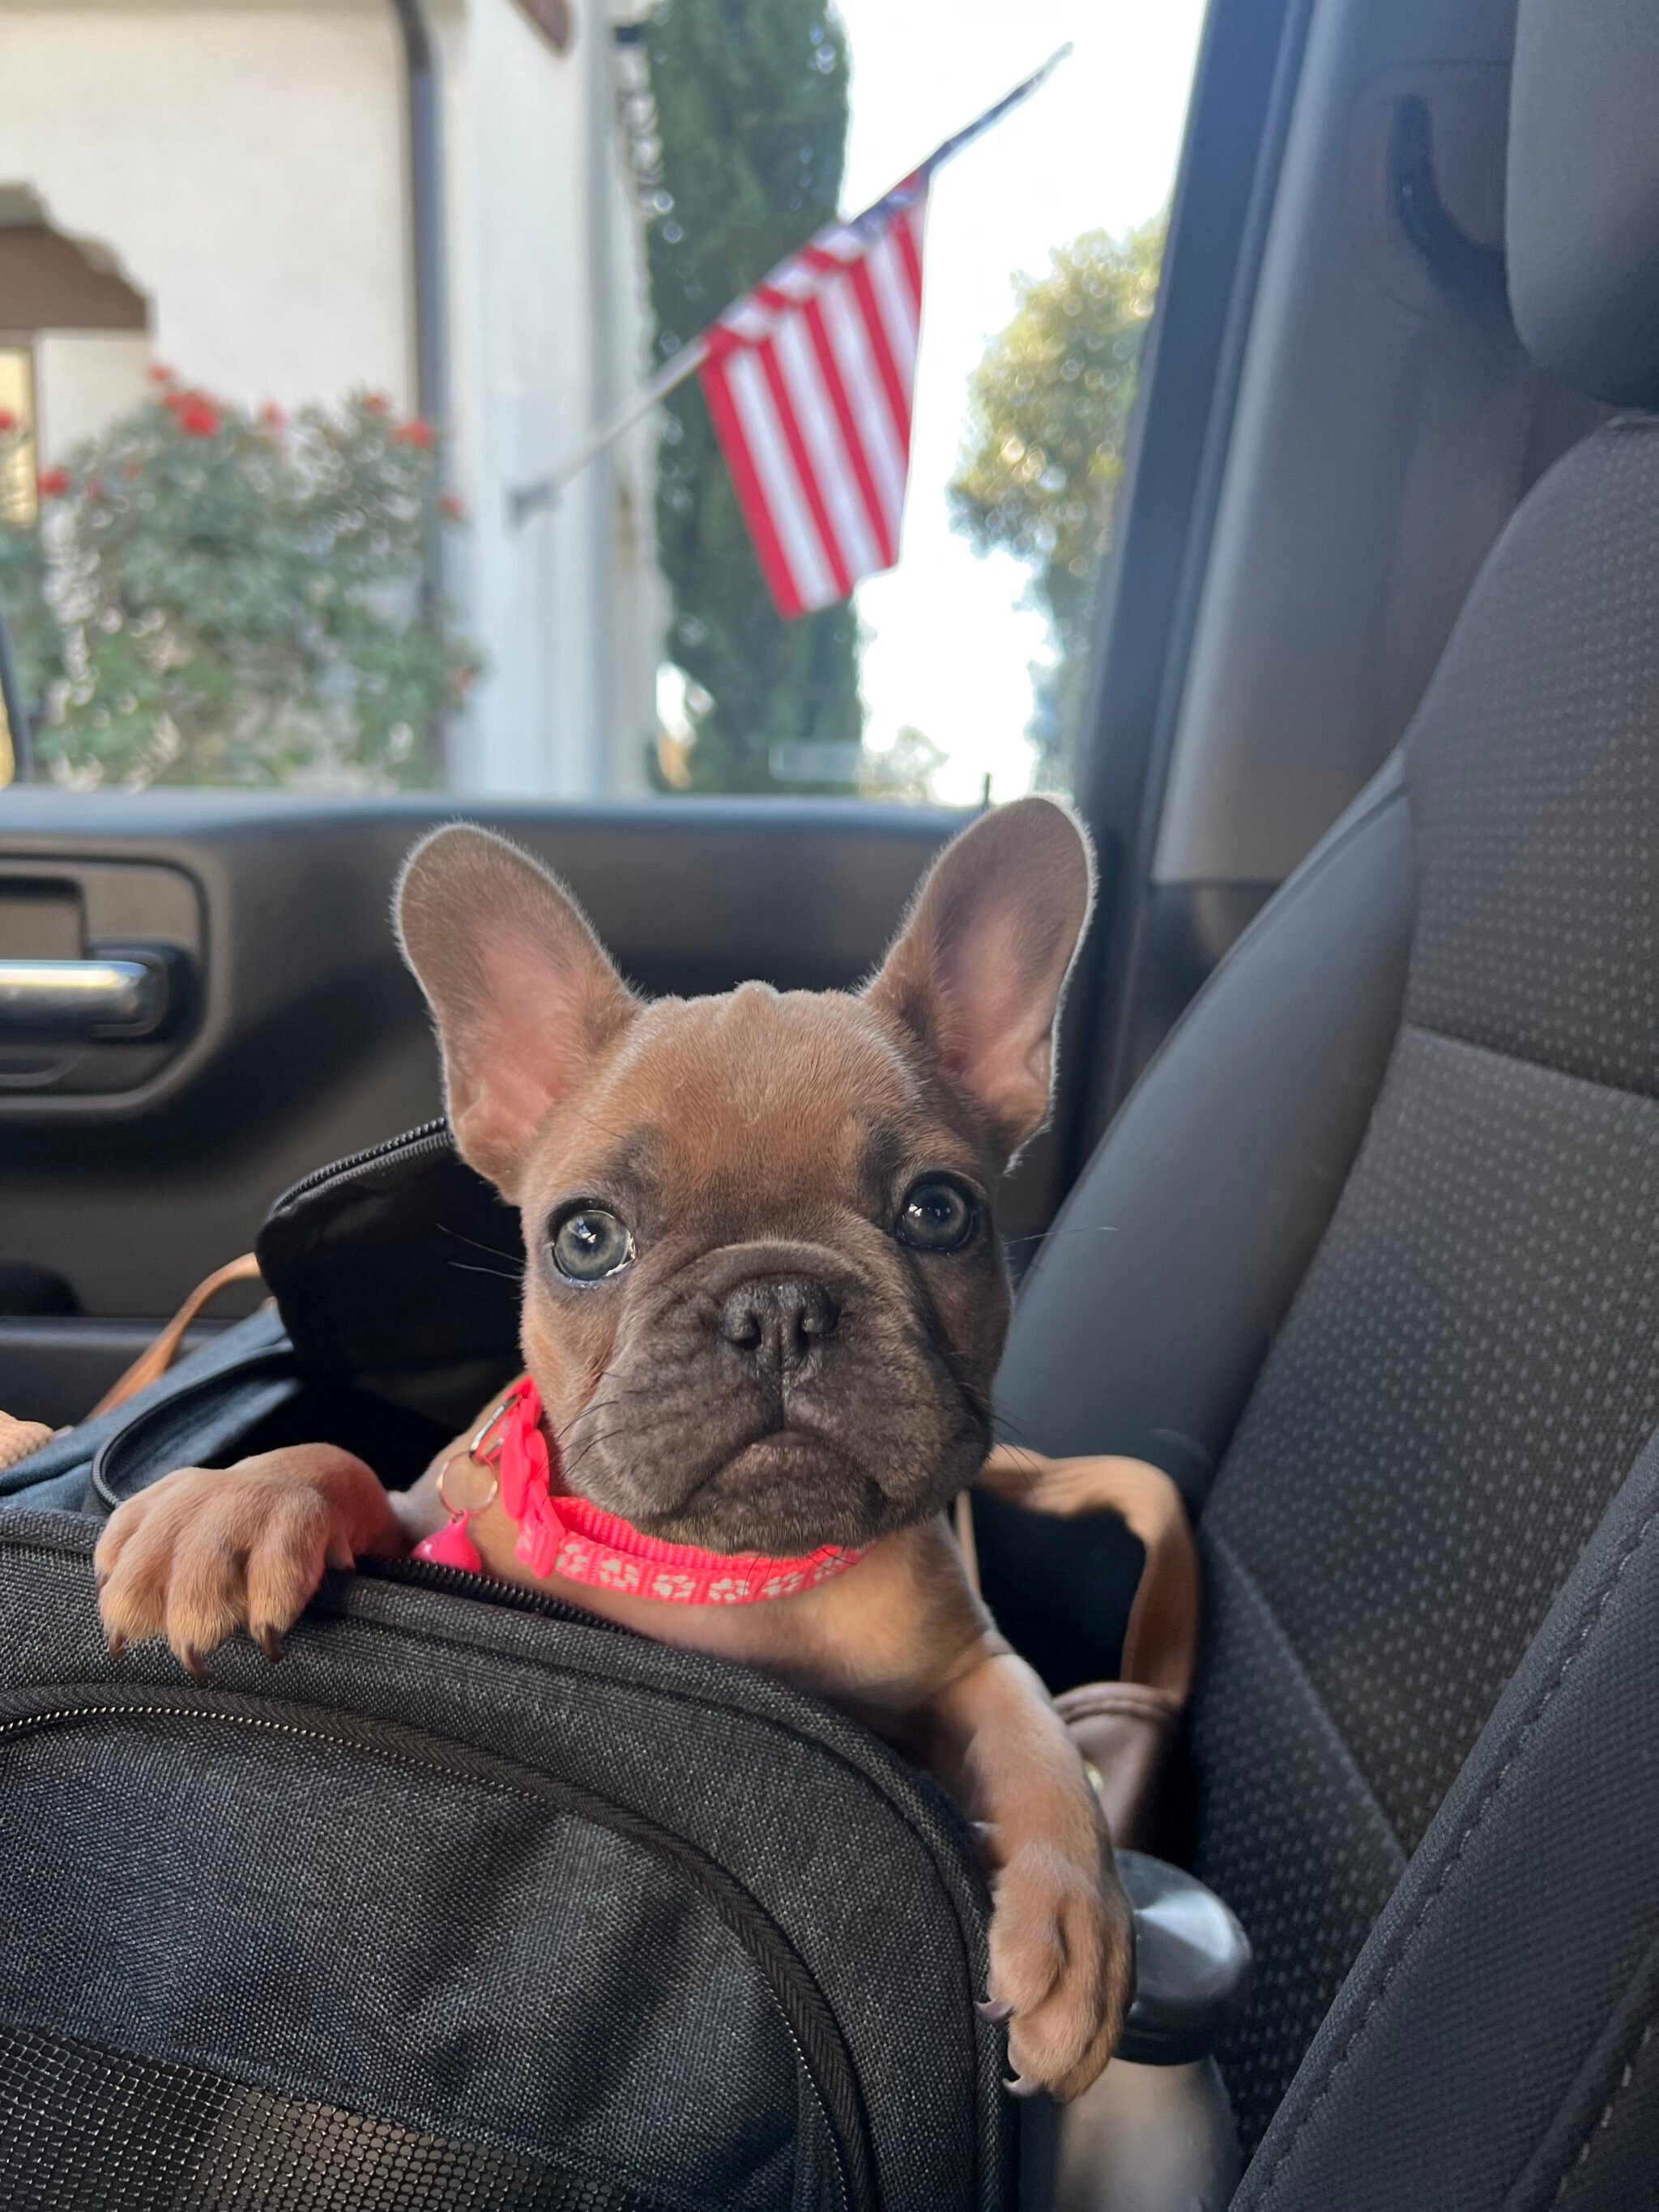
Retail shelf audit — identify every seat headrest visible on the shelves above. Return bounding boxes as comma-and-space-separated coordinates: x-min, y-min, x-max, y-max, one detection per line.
1508, 0, 1659, 408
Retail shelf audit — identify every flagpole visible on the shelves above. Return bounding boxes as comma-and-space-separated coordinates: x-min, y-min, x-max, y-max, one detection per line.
904, 41, 1072, 180
505, 45, 1072, 530
510, 336, 710, 527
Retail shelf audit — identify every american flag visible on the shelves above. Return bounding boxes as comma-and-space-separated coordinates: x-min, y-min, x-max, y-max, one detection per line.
505, 57, 1069, 557
697, 179, 928, 620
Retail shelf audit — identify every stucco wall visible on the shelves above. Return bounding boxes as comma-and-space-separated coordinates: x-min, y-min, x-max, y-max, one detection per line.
33, 332, 155, 462
0, 0, 412, 414
0, 0, 663, 797
445, 0, 663, 798
447, 0, 599, 795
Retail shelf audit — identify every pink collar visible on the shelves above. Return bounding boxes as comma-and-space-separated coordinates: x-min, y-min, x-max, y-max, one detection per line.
415, 1377, 866, 1605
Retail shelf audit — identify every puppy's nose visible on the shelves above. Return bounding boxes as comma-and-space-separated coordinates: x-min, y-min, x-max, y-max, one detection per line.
716, 1277, 840, 1371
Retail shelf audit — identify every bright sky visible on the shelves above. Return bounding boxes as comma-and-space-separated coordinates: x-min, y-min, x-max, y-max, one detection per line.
834, 0, 1209, 802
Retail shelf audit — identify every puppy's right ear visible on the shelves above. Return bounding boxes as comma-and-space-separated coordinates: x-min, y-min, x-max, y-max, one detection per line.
396, 825, 638, 1198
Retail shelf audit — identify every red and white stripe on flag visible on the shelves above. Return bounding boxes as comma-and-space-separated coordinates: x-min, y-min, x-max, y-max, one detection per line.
697, 182, 927, 619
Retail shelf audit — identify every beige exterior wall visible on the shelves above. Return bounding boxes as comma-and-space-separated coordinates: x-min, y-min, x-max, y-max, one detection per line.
0, 0, 663, 795
32, 332, 155, 463
0, 0, 412, 414
445, 0, 663, 797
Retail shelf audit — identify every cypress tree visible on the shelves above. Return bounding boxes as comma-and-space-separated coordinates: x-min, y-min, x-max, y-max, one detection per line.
643, 0, 864, 793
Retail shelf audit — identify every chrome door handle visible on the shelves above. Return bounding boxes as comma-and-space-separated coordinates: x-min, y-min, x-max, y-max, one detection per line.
0, 956, 172, 1037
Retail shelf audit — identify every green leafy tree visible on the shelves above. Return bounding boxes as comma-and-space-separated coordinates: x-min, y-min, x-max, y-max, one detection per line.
642, 0, 864, 794
0, 381, 476, 788
949, 218, 1163, 786
859, 723, 946, 803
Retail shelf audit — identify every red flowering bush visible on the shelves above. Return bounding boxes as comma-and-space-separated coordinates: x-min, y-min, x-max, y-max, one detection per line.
0, 386, 478, 787
166, 390, 222, 440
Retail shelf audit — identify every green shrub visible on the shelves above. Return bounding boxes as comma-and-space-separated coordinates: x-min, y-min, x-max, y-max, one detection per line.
0, 377, 478, 788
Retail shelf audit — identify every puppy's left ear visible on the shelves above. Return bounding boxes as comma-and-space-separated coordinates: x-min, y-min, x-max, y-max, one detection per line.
866, 796, 1094, 1160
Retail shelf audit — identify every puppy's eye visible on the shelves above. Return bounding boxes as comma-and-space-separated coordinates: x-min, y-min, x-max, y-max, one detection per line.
550, 1206, 634, 1283
895, 1177, 978, 1255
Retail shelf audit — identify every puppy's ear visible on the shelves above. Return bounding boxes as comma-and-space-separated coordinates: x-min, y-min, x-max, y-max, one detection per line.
396, 825, 638, 1197
866, 797, 1094, 1159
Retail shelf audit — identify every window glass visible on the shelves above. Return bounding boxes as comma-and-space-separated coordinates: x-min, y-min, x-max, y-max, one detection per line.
0, 0, 1206, 800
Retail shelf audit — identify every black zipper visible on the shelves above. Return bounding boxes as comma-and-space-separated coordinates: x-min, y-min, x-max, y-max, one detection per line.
270, 1119, 454, 1212
0, 1686, 873, 2212
361, 1549, 625, 1634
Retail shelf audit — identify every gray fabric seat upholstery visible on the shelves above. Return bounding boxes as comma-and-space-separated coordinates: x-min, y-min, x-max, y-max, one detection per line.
996, 2, 1659, 2198
1194, 416, 1659, 2155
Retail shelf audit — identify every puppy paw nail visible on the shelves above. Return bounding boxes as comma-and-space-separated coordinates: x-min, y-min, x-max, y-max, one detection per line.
94, 1571, 109, 1591
975, 1998, 1014, 2023
107, 1633, 126, 1660
1004, 2073, 1042, 2099
256, 1626, 286, 1664
180, 1647, 207, 1684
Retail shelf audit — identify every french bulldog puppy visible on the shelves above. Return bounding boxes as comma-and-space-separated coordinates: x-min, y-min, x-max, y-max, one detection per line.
96, 798, 1136, 2099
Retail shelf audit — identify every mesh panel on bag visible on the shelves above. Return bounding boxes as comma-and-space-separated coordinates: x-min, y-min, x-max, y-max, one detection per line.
0, 2024, 675, 2212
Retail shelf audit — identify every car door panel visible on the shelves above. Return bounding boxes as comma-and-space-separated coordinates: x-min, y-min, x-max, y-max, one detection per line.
2, 792, 1009, 1421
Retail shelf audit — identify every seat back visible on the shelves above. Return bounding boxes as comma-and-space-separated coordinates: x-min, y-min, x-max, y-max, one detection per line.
997, 0, 1659, 2194
1192, 411, 1659, 2157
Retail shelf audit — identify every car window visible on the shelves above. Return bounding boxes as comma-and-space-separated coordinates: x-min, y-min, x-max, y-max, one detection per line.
0, 0, 1206, 805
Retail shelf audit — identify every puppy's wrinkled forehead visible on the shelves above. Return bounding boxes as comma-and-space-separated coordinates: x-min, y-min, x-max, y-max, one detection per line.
527, 982, 973, 1228
394, 796, 1094, 1207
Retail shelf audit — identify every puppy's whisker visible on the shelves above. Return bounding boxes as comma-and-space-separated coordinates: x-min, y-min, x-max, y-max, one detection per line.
559, 1389, 689, 1460
557, 1396, 693, 1465
556, 1423, 684, 1495
1003, 1225, 1120, 1251
437, 1223, 525, 1269
445, 1259, 525, 1285
544, 1383, 666, 1449
922, 1325, 1000, 1443
986, 1433, 1044, 1464
988, 1420, 1026, 1446
556, 1401, 684, 1469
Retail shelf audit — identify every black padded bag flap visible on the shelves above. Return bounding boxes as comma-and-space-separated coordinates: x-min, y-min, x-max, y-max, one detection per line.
257, 1121, 524, 1389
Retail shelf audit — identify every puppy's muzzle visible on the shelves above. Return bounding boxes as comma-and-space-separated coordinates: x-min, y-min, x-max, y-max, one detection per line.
715, 1276, 840, 1379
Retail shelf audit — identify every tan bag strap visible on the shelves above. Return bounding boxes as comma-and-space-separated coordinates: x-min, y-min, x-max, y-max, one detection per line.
972, 1445, 1201, 1704
88, 1253, 266, 1418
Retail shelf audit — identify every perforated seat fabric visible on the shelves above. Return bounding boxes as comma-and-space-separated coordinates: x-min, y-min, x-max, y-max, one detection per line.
1189, 419, 1659, 2153
992, 0, 1659, 2192
994, 416, 1659, 2208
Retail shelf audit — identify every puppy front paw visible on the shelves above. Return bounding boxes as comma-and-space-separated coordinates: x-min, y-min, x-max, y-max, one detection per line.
94, 1448, 396, 1677
987, 1841, 1134, 2102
